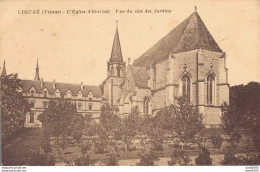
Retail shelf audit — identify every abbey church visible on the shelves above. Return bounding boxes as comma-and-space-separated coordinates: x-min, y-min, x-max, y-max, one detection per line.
1, 10, 229, 128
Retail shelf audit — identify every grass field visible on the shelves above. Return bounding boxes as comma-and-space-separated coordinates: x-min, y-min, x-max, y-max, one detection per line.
2, 128, 43, 166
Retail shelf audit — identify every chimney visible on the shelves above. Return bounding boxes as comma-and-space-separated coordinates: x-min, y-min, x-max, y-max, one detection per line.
53, 79, 56, 89
40, 78, 43, 88
80, 82, 84, 91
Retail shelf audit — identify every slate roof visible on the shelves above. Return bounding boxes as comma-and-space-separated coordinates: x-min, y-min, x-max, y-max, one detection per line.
20, 80, 102, 97
133, 11, 222, 67
109, 27, 123, 63
131, 66, 149, 88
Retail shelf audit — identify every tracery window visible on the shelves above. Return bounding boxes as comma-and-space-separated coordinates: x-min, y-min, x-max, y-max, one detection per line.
182, 75, 191, 102
207, 74, 215, 105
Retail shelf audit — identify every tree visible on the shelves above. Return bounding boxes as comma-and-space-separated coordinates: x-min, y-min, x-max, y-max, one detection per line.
227, 82, 260, 151
136, 149, 159, 166
74, 142, 96, 166
221, 103, 242, 147
195, 146, 212, 165
210, 134, 223, 149
116, 106, 142, 157
38, 100, 86, 165
143, 114, 166, 151
38, 100, 85, 146
1, 74, 30, 143
172, 97, 204, 147
100, 103, 121, 133
168, 147, 191, 166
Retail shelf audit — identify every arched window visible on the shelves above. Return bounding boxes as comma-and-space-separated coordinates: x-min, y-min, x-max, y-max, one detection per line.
207, 74, 215, 105
182, 75, 191, 102
143, 97, 150, 115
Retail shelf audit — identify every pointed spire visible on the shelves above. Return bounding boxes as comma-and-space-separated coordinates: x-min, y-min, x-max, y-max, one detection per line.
109, 21, 123, 63
34, 58, 40, 80
1, 60, 7, 77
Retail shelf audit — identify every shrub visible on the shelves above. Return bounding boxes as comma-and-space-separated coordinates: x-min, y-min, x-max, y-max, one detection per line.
221, 149, 260, 165
94, 134, 109, 154
74, 155, 96, 166
136, 149, 159, 166
151, 140, 164, 151
168, 147, 191, 166
30, 152, 55, 166
104, 152, 119, 166
210, 134, 223, 149
221, 148, 239, 165
195, 146, 212, 165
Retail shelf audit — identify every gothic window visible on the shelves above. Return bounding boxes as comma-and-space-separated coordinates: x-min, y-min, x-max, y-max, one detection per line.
143, 97, 150, 115
182, 75, 191, 102
30, 113, 34, 123
207, 74, 215, 105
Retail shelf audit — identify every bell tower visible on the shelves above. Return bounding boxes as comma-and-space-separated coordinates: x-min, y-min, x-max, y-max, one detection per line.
104, 21, 125, 106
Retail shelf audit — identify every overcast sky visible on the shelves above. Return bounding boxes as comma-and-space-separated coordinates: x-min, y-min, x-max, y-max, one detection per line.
0, 0, 259, 86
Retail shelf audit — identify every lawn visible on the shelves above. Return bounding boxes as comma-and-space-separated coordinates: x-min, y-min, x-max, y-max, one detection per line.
2, 128, 43, 166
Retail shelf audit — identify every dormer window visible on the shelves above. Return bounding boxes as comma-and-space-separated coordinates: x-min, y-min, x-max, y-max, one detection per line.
88, 91, 93, 100
30, 90, 35, 96
55, 90, 60, 98
66, 90, 72, 99
78, 91, 82, 99
43, 91, 47, 97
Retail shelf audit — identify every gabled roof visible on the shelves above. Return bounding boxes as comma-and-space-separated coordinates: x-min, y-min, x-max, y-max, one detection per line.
20, 80, 102, 98
109, 26, 123, 63
133, 11, 222, 67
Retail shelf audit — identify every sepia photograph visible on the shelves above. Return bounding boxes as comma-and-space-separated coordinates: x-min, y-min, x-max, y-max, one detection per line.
0, 0, 259, 170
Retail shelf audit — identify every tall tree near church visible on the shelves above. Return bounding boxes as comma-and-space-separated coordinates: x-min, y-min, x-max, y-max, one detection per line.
116, 106, 142, 157
38, 100, 85, 146
172, 97, 204, 147
1, 74, 30, 143
221, 82, 260, 150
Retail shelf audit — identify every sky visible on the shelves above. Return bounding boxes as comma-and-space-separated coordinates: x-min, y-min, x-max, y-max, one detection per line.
0, 0, 259, 86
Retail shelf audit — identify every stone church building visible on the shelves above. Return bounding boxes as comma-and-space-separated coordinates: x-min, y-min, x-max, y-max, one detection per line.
1, 10, 229, 128
102, 10, 229, 127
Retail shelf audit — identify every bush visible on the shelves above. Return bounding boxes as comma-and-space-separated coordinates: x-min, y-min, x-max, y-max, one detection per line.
136, 149, 159, 166
74, 155, 96, 166
94, 137, 108, 154
168, 147, 191, 166
221, 149, 260, 165
221, 148, 239, 165
195, 146, 212, 165
104, 152, 119, 166
151, 141, 164, 151
210, 134, 223, 149
30, 152, 55, 166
